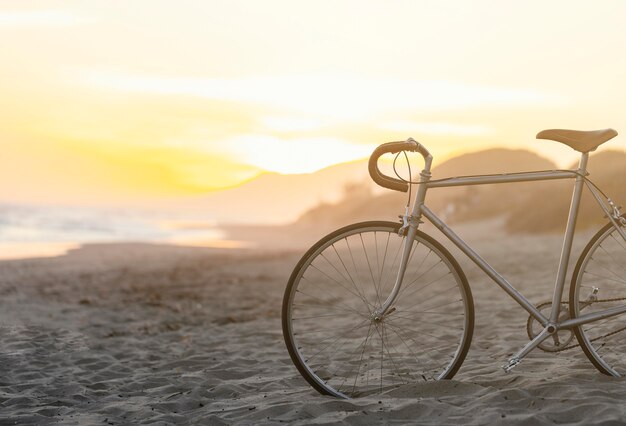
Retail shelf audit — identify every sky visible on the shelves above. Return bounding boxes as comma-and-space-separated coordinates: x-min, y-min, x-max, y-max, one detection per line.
2, 1, 626, 206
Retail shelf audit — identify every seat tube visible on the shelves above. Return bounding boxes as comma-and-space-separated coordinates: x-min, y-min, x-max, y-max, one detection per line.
549, 152, 589, 323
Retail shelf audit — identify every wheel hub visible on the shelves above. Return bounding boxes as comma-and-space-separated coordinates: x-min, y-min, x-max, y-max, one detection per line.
371, 306, 396, 322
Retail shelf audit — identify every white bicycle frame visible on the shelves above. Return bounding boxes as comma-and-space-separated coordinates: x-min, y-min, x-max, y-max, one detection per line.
376, 140, 626, 370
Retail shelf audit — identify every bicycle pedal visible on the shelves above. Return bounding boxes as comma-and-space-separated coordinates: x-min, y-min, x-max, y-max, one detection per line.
502, 358, 521, 373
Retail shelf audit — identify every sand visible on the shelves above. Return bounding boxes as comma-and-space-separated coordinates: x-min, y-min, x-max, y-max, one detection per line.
1, 220, 626, 425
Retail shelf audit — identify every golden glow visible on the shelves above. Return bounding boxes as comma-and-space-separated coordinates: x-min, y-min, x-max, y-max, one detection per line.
0, 242, 80, 260
379, 121, 493, 136
1, 1, 626, 207
217, 135, 376, 174
0, 10, 85, 27
0, 139, 260, 205
88, 72, 557, 119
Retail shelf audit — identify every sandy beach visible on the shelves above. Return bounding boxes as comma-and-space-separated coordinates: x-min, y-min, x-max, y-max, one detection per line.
1, 220, 626, 425
4, 1, 626, 424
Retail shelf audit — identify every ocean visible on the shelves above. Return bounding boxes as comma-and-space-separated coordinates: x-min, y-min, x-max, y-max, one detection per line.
0, 203, 243, 260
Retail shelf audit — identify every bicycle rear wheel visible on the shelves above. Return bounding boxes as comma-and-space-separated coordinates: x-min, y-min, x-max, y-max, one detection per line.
570, 216, 626, 376
282, 221, 474, 398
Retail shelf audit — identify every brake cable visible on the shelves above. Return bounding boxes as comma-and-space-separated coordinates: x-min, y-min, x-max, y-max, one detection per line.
392, 151, 412, 210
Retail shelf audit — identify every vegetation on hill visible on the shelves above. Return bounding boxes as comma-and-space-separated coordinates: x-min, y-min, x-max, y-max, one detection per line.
506, 150, 626, 233
295, 149, 626, 234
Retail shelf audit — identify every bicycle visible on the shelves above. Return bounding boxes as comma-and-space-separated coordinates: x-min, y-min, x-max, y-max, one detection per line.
282, 128, 626, 398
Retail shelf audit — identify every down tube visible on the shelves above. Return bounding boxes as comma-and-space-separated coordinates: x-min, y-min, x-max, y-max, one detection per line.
419, 204, 548, 324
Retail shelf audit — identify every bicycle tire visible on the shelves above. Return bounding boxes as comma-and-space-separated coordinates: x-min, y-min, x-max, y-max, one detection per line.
282, 221, 474, 398
569, 214, 626, 376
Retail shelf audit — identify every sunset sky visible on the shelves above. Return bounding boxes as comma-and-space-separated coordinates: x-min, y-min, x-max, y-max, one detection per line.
2, 1, 626, 206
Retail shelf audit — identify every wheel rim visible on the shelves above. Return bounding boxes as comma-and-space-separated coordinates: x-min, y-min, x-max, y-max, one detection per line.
284, 224, 472, 397
573, 223, 626, 377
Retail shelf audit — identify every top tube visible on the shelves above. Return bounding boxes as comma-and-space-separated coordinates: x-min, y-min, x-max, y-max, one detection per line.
425, 170, 578, 188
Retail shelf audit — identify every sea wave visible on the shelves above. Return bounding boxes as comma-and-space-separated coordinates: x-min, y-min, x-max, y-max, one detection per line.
0, 203, 244, 259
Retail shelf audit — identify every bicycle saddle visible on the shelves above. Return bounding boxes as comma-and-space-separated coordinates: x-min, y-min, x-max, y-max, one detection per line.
536, 128, 618, 153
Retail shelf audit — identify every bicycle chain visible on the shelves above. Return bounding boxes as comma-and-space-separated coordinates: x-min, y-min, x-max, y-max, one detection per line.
527, 297, 626, 352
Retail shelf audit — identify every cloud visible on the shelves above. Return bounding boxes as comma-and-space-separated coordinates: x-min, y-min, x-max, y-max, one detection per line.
84, 72, 565, 120
212, 134, 376, 174
378, 121, 493, 136
0, 10, 87, 28
260, 116, 326, 133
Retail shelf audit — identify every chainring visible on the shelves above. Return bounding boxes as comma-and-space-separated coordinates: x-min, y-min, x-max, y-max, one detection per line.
526, 301, 575, 352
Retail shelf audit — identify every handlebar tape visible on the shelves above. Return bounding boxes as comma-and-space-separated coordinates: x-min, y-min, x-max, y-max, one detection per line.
368, 140, 420, 192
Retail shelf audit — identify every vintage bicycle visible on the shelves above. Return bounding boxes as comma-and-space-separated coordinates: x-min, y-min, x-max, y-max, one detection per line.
282, 128, 626, 398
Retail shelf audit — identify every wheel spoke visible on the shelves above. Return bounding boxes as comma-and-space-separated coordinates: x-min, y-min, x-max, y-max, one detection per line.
572, 222, 626, 377
308, 263, 375, 311
379, 239, 414, 300
401, 271, 453, 300
379, 232, 391, 292
376, 322, 410, 385
295, 287, 369, 318
306, 319, 371, 363
397, 256, 441, 298
347, 322, 374, 395
360, 233, 382, 308
284, 224, 472, 397
384, 320, 459, 359
330, 243, 373, 315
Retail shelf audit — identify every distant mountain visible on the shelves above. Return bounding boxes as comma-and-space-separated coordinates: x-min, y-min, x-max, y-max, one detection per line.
295, 148, 626, 234
422, 149, 558, 224
431, 148, 556, 177
429, 149, 558, 226
506, 150, 626, 233
296, 149, 559, 229
187, 159, 374, 224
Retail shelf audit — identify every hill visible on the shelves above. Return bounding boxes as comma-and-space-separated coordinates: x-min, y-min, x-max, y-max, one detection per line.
187, 159, 374, 224
296, 148, 626, 234
506, 150, 626, 233
296, 148, 559, 228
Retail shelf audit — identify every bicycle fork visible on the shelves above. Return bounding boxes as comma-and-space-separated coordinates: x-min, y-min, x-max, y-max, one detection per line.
373, 215, 420, 319
375, 155, 432, 320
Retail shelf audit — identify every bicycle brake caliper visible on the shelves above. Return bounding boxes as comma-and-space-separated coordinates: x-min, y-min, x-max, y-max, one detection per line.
608, 198, 622, 221
589, 286, 599, 301
582, 287, 599, 308
398, 214, 410, 236
398, 206, 411, 236
398, 212, 422, 237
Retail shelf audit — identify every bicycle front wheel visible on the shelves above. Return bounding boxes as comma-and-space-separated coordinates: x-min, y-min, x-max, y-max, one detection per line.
282, 221, 474, 398
570, 216, 626, 376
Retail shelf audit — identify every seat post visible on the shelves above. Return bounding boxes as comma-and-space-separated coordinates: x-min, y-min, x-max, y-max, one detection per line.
549, 152, 589, 323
